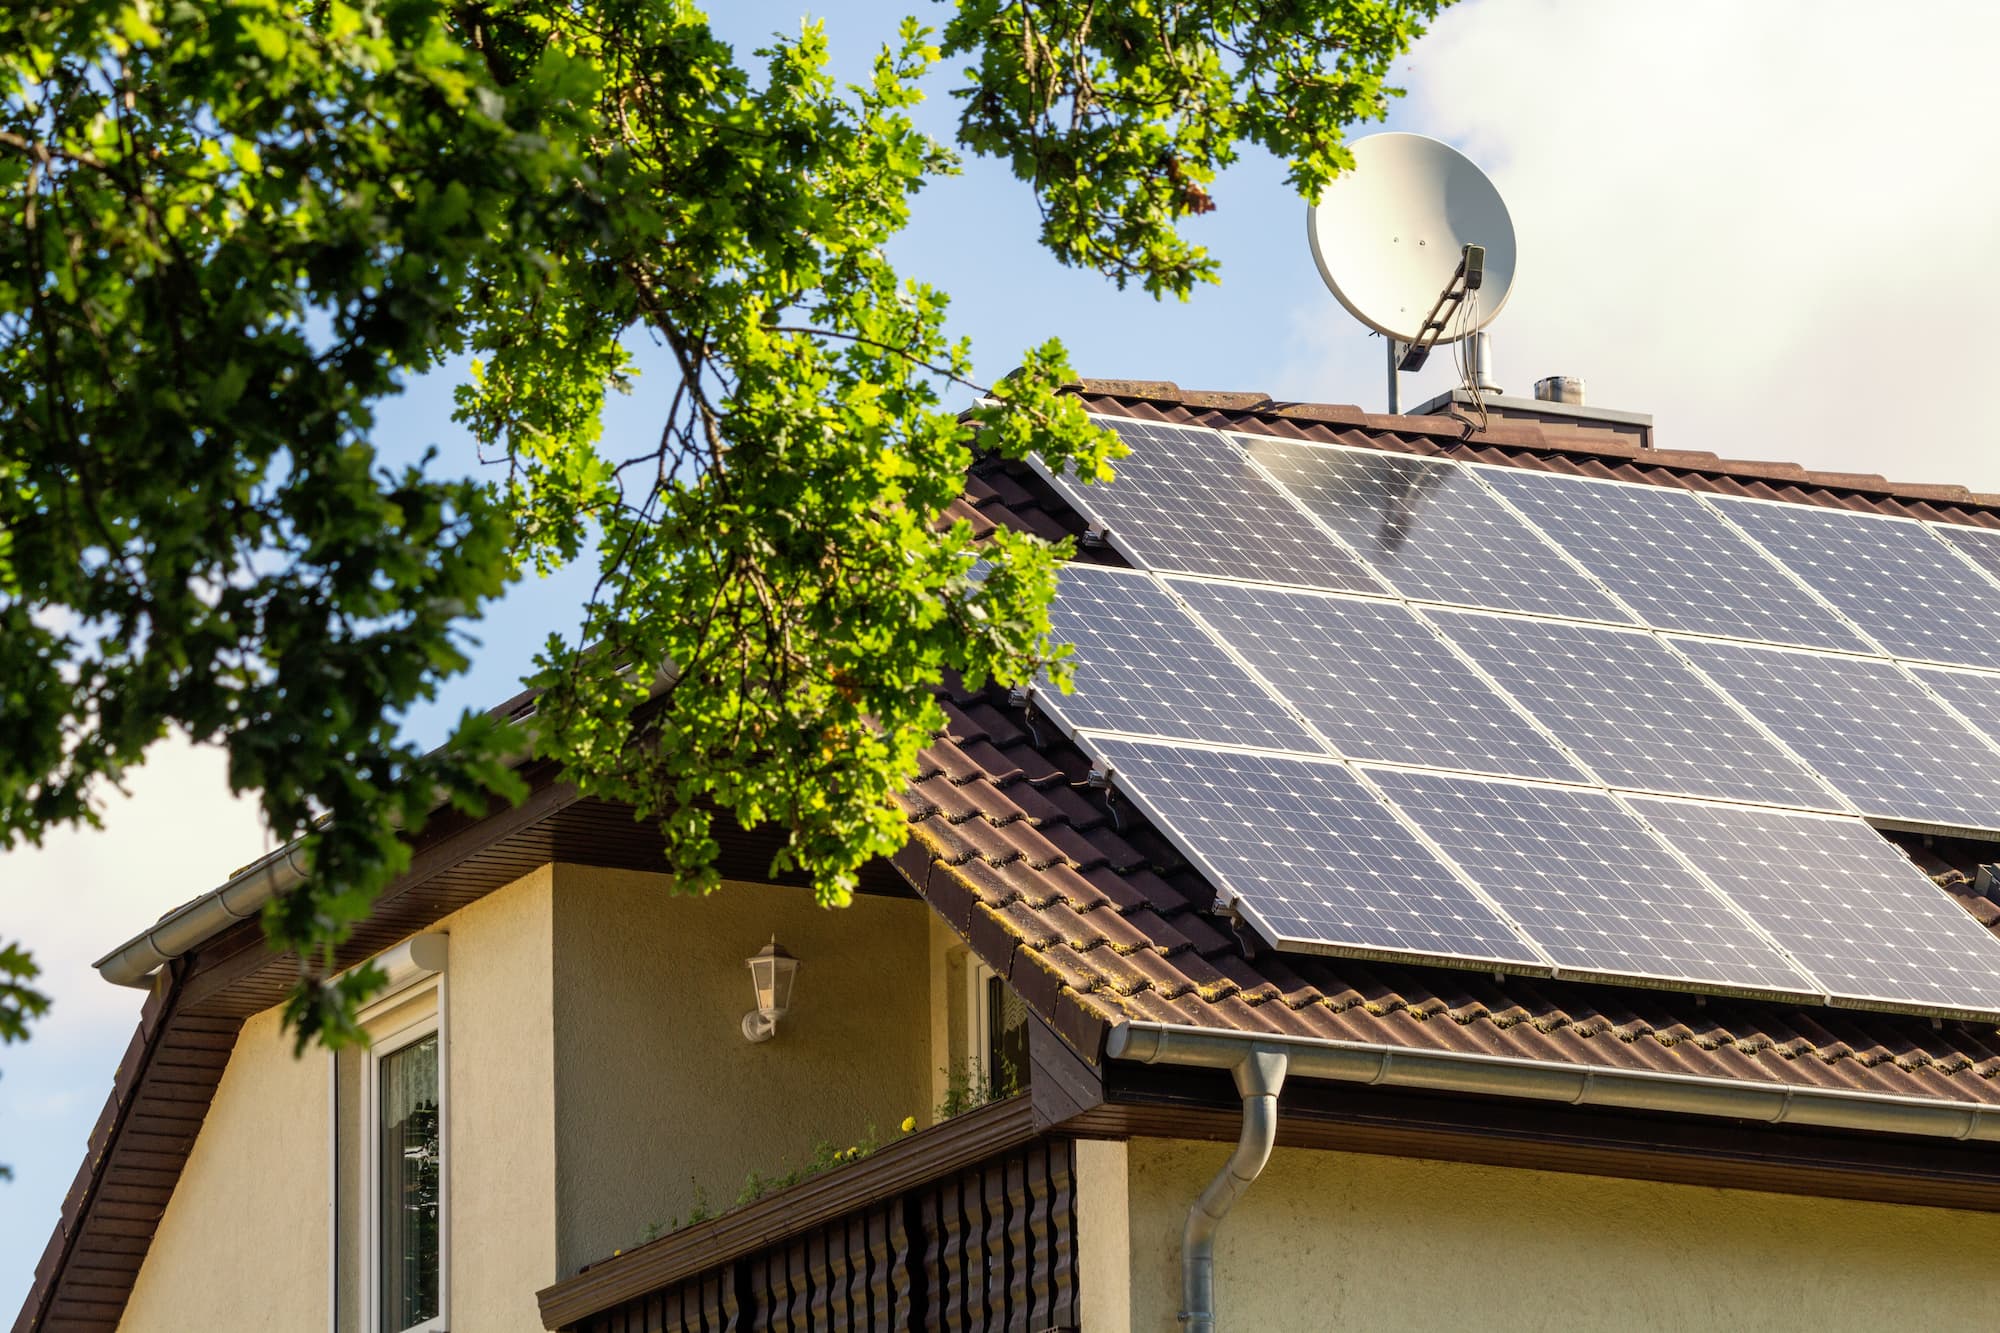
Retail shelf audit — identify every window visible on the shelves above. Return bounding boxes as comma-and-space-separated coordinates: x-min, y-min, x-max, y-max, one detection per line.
976, 967, 1029, 1099
376, 1031, 442, 1331
356, 935, 449, 1333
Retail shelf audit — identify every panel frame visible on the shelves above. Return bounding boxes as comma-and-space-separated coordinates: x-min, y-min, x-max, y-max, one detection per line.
1033, 562, 1329, 755
1464, 461, 1881, 654
1161, 573, 1596, 784
1420, 603, 1854, 814
1627, 791, 2000, 1022
1357, 763, 1823, 1004
1702, 490, 2000, 670
1078, 732, 1556, 974
1230, 431, 1638, 624
1026, 414, 1390, 594
1668, 633, 2000, 836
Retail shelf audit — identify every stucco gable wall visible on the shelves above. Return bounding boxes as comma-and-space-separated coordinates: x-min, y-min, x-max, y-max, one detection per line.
551, 867, 935, 1278
117, 865, 557, 1332
1115, 1137, 2000, 1332
119, 1003, 328, 1331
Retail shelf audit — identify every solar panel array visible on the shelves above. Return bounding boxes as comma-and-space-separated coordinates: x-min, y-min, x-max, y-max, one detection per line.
1031, 414, 2000, 1017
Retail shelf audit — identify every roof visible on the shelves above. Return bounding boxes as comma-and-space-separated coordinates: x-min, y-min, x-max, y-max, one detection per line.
905, 380, 2000, 1107
24, 380, 2000, 1330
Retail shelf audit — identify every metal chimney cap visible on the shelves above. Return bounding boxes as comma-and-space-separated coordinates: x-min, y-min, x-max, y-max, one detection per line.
1534, 376, 1585, 406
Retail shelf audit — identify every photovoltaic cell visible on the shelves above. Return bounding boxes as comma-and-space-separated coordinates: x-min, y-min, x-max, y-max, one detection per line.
1043, 417, 1386, 592
1673, 638, 2000, 830
1428, 611, 1839, 808
1632, 798, 2000, 1016
1090, 736, 1542, 967
1243, 438, 1630, 621
1714, 498, 2000, 670
1475, 468, 1872, 652
1167, 579, 1587, 782
1366, 768, 1814, 993
1043, 564, 1321, 752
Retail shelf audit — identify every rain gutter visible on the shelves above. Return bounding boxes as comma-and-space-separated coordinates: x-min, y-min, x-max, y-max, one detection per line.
94, 842, 310, 988
94, 692, 552, 990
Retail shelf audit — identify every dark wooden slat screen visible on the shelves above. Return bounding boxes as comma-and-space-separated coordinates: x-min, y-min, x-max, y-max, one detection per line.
576, 1139, 1076, 1333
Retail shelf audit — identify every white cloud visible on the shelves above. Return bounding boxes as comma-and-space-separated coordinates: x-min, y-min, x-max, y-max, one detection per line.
2, 738, 266, 1305
1282, 0, 2000, 491
3, 737, 267, 1035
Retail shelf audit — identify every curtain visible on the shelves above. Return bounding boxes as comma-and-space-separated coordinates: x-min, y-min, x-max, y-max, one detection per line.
378, 1032, 441, 1331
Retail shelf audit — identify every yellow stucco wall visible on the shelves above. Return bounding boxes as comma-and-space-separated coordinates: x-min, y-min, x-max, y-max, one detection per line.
119, 865, 557, 1333
1113, 1137, 2000, 1332
121, 1004, 329, 1331
440, 863, 557, 1330
550, 867, 934, 1276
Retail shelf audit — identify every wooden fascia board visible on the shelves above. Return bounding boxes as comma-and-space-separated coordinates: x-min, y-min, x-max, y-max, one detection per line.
1057, 1062, 2000, 1214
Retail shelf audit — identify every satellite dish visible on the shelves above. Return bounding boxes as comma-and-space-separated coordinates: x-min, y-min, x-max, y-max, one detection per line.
1307, 133, 1517, 345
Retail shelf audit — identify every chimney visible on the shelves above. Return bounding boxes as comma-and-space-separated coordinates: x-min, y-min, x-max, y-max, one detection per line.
1534, 375, 1586, 406
1411, 376, 1652, 450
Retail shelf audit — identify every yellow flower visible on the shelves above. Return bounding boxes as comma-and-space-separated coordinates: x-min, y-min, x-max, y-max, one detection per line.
900, 1115, 917, 1133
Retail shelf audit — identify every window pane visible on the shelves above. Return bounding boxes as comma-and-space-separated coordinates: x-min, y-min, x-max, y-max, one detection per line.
986, 976, 1028, 1098
379, 1033, 440, 1331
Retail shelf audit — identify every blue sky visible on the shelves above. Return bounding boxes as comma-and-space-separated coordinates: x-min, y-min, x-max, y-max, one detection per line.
10, 0, 2000, 1309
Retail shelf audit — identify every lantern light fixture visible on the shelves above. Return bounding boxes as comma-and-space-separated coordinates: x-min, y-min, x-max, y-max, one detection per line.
741, 937, 800, 1043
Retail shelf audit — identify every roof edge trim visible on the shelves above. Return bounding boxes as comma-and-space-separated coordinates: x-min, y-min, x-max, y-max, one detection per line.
1105, 1021, 2000, 1141
92, 844, 307, 988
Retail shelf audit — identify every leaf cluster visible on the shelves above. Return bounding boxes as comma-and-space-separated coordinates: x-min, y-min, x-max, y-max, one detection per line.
943, 0, 1441, 296
1, 0, 1446, 1057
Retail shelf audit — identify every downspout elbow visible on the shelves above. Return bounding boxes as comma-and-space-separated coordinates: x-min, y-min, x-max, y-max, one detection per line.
1182, 1046, 1288, 1333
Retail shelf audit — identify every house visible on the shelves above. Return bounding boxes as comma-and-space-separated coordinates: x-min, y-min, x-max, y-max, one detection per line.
21, 379, 2000, 1333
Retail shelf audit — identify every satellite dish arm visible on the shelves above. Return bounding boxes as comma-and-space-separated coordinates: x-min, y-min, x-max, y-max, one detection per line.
1397, 244, 1485, 372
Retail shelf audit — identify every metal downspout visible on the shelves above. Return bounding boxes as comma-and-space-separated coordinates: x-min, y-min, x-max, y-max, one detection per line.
1182, 1045, 1288, 1333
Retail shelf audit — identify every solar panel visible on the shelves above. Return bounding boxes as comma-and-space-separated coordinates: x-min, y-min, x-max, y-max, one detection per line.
1242, 437, 1631, 621
1428, 610, 1840, 809
1714, 497, 2000, 670
1042, 564, 1322, 752
1365, 768, 1815, 994
1041, 417, 1386, 592
1632, 798, 2000, 1017
1931, 523, 2000, 588
1166, 579, 1589, 782
1475, 467, 1872, 652
1089, 736, 1543, 968
1673, 638, 2000, 830
1905, 664, 2000, 754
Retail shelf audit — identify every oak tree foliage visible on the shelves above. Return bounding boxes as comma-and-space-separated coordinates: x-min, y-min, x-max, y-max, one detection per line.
1, 0, 1441, 1051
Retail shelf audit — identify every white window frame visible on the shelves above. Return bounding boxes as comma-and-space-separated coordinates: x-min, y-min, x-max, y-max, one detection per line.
969, 957, 999, 1077
359, 943, 450, 1333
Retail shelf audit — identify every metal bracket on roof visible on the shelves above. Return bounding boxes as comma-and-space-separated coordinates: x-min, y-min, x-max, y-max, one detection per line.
1086, 764, 1113, 789
1080, 525, 1109, 549
1008, 683, 1031, 708
1396, 243, 1485, 372
1976, 864, 2000, 900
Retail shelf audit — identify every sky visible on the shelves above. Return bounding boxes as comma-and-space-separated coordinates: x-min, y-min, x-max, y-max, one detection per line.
9, 0, 2000, 1307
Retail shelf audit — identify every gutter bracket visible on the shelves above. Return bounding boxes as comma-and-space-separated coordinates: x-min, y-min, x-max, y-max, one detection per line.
1180, 1044, 1288, 1333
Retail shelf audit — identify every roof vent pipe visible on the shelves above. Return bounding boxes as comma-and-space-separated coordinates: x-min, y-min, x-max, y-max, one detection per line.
1535, 375, 1585, 405
1180, 1045, 1288, 1333
1468, 332, 1502, 395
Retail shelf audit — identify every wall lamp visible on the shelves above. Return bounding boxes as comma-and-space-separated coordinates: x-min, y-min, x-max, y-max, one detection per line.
741, 937, 800, 1043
